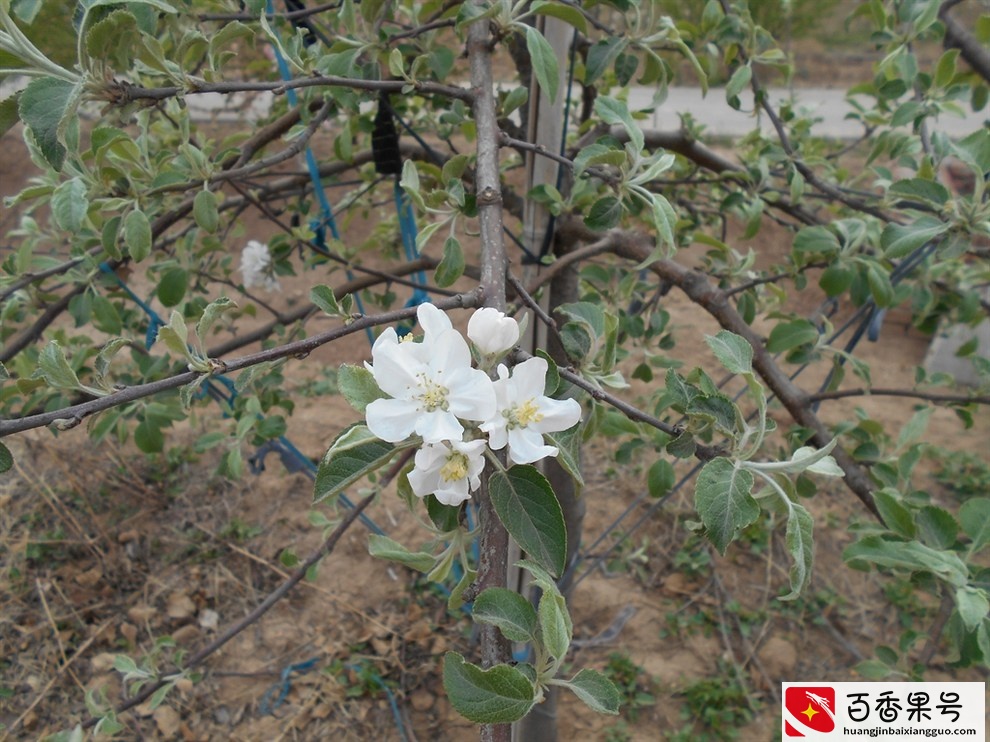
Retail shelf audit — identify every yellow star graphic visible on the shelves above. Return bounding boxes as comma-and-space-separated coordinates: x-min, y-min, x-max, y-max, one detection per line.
801, 703, 819, 721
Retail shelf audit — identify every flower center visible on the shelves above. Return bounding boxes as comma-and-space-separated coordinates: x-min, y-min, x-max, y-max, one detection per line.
439, 452, 469, 482
506, 399, 543, 428
416, 374, 449, 411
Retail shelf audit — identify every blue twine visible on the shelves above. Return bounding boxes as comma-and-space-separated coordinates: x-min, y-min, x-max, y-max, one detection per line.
258, 656, 408, 741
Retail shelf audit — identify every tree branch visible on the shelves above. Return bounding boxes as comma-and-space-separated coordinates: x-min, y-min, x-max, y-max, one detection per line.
605, 229, 882, 520
809, 387, 990, 406
0, 292, 481, 438
940, 0, 990, 84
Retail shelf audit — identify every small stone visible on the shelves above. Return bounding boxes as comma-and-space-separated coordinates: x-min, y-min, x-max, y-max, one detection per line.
118, 529, 139, 544
120, 622, 138, 645
410, 689, 435, 711
172, 624, 200, 644
197, 609, 219, 631
166, 592, 196, 620
153, 705, 181, 737
128, 604, 156, 623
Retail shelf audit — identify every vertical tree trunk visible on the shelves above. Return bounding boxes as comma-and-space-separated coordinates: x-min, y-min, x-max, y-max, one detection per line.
467, 12, 512, 742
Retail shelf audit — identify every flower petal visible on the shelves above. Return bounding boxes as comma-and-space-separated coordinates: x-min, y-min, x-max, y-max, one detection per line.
507, 427, 558, 465
532, 397, 582, 434
370, 340, 423, 399
417, 302, 453, 338
415, 409, 465, 444
366, 398, 420, 442
468, 308, 520, 355
446, 366, 497, 421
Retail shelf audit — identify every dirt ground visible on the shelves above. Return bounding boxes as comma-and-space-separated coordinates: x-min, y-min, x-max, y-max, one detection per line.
2, 18, 989, 742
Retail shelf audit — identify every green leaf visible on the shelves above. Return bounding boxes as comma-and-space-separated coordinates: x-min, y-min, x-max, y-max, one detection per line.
960, 498, 990, 552
531, 0, 587, 33
195, 296, 236, 347
193, 189, 219, 233
309, 284, 341, 316
544, 424, 583, 487
443, 652, 536, 724
0, 94, 19, 139
473, 587, 538, 643
501, 86, 528, 117
694, 457, 757, 554
314, 425, 397, 504
157, 268, 188, 308
647, 459, 675, 498
793, 225, 840, 255
489, 465, 567, 577
38, 340, 81, 390
0, 441, 13, 474
779, 501, 814, 600
156, 309, 190, 359
584, 195, 622, 231
916, 506, 958, 550
725, 64, 752, 105
767, 320, 819, 354
819, 265, 853, 297
524, 25, 559, 104
843, 536, 969, 587
585, 38, 624, 85
705, 331, 752, 375
558, 669, 621, 714
18, 77, 78, 170
83, 0, 177, 14
12, 0, 43, 23
51, 177, 89, 233
880, 218, 948, 259
955, 587, 989, 632
367, 534, 436, 572
873, 489, 916, 538
123, 208, 152, 262
594, 96, 643, 153
337, 364, 385, 413
435, 236, 465, 287
134, 419, 164, 453
538, 588, 571, 660
888, 178, 950, 207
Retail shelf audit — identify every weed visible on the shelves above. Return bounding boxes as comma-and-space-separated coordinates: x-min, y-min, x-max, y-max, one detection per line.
603, 652, 657, 722
219, 517, 263, 543
931, 449, 990, 500
670, 662, 755, 741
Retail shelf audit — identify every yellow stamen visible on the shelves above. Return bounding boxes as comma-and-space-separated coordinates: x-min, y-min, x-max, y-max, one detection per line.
416, 374, 449, 411
440, 452, 469, 482
514, 399, 544, 426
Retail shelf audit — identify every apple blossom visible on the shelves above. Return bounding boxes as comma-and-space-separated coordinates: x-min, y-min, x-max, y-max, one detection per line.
407, 439, 487, 506
467, 307, 520, 358
240, 240, 280, 292
365, 303, 496, 444
482, 357, 582, 465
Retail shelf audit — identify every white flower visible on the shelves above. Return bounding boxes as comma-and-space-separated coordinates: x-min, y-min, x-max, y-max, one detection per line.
240, 240, 280, 292
365, 303, 497, 444
481, 357, 582, 465
407, 439, 487, 506
468, 307, 520, 357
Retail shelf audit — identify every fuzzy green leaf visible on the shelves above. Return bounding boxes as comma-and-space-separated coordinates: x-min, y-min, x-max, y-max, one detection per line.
524, 25, 559, 104
473, 587, 538, 643
706, 331, 752, 375
314, 425, 396, 504
558, 669, 621, 714
435, 236, 465, 287
489, 465, 567, 577
51, 177, 89, 233
443, 652, 536, 724
123, 208, 152, 262
337, 364, 385, 413
695, 457, 757, 554
18, 77, 78, 170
